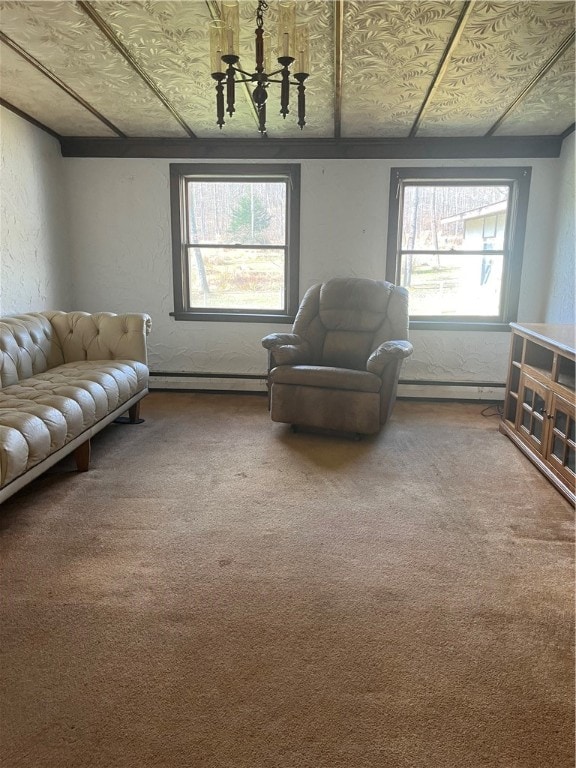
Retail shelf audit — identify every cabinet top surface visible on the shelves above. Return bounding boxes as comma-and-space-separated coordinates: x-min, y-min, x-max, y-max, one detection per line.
511, 323, 576, 355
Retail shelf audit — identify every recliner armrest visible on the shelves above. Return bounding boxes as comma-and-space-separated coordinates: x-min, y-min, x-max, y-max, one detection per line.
261, 333, 311, 366
366, 340, 413, 375
261, 333, 303, 349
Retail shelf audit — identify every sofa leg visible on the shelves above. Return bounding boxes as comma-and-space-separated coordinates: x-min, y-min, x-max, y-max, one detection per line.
75, 439, 91, 472
128, 401, 141, 423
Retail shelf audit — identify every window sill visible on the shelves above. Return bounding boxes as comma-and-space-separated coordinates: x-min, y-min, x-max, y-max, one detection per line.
170, 311, 295, 324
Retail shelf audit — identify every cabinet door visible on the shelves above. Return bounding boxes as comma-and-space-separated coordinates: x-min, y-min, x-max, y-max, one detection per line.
516, 373, 549, 455
546, 392, 576, 491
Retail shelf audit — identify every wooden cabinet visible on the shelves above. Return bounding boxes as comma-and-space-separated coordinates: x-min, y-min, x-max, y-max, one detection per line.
500, 323, 575, 503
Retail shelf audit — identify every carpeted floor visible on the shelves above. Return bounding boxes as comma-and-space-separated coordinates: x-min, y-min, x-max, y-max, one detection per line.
0, 392, 574, 768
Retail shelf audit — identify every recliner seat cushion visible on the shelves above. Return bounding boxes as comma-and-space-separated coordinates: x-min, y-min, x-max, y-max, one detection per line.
271, 365, 381, 393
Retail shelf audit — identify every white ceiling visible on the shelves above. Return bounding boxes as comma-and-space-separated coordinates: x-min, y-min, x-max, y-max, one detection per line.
0, 0, 574, 142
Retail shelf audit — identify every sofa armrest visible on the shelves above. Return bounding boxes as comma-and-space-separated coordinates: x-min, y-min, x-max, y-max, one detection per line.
43, 311, 152, 365
366, 340, 413, 375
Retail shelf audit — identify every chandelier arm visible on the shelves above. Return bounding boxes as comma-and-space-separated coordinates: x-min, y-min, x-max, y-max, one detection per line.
264, 77, 299, 85
227, 66, 260, 80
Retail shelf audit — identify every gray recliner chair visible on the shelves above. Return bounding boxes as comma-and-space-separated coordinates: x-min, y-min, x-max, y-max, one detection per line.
262, 277, 413, 436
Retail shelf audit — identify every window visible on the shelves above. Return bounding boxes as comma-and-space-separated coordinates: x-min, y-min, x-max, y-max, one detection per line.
170, 163, 300, 322
386, 167, 531, 330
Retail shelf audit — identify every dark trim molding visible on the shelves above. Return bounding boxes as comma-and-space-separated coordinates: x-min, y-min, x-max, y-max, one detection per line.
59, 134, 563, 158
386, 166, 532, 331
0, 99, 61, 140
560, 122, 575, 140
169, 162, 301, 324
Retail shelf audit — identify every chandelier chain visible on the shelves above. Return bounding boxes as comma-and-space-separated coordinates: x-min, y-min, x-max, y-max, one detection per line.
256, 0, 268, 30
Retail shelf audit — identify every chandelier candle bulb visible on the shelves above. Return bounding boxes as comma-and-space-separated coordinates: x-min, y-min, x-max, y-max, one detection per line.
209, 20, 226, 73
262, 31, 272, 73
277, 0, 296, 59
295, 24, 309, 74
222, 0, 239, 55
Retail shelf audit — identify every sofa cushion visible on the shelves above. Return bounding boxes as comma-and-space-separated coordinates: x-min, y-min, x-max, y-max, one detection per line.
0, 360, 148, 429
0, 410, 56, 483
0, 395, 85, 441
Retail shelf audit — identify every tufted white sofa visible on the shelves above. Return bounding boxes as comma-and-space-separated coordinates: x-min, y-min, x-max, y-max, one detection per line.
0, 311, 151, 504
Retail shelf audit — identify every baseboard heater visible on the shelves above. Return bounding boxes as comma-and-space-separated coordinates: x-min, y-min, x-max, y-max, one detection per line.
150, 371, 268, 393
149, 372, 505, 401
398, 380, 505, 401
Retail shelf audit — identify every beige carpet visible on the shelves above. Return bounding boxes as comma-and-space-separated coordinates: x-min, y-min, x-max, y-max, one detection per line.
0, 392, 574, 768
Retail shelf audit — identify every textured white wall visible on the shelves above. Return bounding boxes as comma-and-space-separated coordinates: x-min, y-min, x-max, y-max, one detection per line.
0, 107, 72, 315
64, 155, 562, 383
544, 132, 575, 324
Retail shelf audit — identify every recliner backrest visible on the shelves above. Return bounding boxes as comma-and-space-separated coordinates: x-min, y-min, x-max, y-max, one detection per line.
293, 278, 409, 370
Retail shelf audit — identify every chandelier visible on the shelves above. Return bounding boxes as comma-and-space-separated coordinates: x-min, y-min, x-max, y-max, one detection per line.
210, 0, 310, 135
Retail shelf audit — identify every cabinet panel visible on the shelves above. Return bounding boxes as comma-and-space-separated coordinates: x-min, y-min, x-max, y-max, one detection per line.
547, 392, 576, 490
516, 373, 549, 455
500, 323, 575, 504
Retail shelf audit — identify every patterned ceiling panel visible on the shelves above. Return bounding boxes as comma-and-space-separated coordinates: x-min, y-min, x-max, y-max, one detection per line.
418, 0, 575, 137
494, 45, 575, 136
0, 1, 574, 141
0, 41, 117, 136
0, 0, 189, 137
91, 0, 333, 139
340, 1, 466, 138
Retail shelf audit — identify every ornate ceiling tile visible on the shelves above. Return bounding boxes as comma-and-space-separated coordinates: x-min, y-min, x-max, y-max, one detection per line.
0, 41, 117, 136
418, 0, 575, 137
0, 0, 188, 137
340, 1, 466, 138
494, 47, 575, 136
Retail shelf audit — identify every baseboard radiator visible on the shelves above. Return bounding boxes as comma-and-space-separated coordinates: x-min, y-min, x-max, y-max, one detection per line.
149, 372, 505, 401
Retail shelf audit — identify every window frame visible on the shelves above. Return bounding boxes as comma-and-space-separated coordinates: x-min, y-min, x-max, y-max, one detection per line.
386, 166, 532, 331
169, 163, 300, 323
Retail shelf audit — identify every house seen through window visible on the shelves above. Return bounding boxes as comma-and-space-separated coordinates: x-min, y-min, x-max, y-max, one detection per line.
170, 164, 300, 323
386, 167, 531, 330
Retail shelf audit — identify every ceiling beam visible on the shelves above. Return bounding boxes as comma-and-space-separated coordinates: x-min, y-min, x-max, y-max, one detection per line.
59, 135, 563, 160
0, 32, 126, 138
77, 1, 197, 139
409, 1, 475, 138
485, 31, 575, 137
334, 0, 344, 139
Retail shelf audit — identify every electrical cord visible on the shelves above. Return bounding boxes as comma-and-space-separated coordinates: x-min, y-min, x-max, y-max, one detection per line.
481, 403, 503, 418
